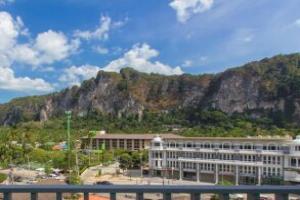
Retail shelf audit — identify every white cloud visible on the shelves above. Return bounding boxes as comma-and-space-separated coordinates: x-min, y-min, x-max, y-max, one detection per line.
74, 15, 127, 42
93, 46, 109, 54
74, 16, 112, 41
60, 43, 183, 87
0, 66, 53, 92
112, 17, 128, 29
11, 30, 79, 66
0, 11, 69, 93
169, 0, 214, 23
59, 65, 100, 86
33, 30, 79, 65
0, 12, 79, 68
102, 43, 183, 75
0, 12, 20, 52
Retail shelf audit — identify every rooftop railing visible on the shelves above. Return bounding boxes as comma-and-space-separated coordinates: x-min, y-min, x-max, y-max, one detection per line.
0, 185, 299, 200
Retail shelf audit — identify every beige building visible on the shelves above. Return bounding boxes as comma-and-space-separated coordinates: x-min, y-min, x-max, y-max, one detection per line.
81, 132, 183, 151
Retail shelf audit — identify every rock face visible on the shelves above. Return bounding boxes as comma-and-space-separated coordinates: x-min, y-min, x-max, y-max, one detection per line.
1, 53, 300, 126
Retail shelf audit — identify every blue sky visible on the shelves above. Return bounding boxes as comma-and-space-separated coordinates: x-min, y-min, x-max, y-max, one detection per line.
0, 0, 300, 103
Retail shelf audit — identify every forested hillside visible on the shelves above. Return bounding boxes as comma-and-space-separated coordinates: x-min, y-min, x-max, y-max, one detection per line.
1, 53, 300, 139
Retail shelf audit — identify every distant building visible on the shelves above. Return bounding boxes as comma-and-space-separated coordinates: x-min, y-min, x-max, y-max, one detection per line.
149, 135, 300, 185
52, 141, 67, 151
81, 132, 183, 151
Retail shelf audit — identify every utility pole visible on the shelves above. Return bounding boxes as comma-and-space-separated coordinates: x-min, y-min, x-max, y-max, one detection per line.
65, 111, 72, 171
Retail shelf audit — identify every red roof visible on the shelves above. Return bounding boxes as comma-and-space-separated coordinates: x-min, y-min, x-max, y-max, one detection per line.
79, 194, 109, 200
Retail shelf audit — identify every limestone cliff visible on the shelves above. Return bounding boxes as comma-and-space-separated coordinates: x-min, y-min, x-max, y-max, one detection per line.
1, 53, 300, 126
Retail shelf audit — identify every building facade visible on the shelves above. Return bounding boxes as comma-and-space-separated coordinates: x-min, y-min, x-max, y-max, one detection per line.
81, 133, 183, 151
149, 135, 300, 185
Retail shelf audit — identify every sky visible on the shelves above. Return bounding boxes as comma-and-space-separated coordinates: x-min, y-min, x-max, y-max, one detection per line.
0, 0, 300, 103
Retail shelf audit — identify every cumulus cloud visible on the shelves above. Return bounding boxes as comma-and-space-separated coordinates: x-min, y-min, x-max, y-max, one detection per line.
169, 0, 214, 23
59, 65, 100, 86
102, 43, 183, 75
60, 43, 183, 87
0, 12, 79, 67
74, 16, 112, 41
0, 11, 67, 92
0, 66, 54, 92
33, 30, 79, 65
10, 30, 79, 66
0, 12, 21, 52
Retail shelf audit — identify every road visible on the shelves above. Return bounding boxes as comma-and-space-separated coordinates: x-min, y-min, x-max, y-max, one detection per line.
81, 162, 119, 184
0, 168, 38, 178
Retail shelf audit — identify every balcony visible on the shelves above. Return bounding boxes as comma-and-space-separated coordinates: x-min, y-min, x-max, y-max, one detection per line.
178, 157, 264, 167
0, 185, 299, 200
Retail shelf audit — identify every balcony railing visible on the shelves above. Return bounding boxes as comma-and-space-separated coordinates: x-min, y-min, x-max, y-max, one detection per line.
0, 185, 299, 200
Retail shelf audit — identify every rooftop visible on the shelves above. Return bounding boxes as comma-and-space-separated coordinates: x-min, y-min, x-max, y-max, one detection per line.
164, 135, 293, 142
84, 133, 184, 140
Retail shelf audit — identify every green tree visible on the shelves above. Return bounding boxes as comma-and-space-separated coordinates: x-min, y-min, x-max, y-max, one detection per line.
119, 153, 132, 171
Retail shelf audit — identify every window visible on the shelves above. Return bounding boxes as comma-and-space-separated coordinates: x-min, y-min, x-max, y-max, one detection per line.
119, 139, 124, 148
272, 157, 276, 164
263, 145, 267, 150
263, 156, 267, 164
268, 156, 271, 164
272, 168, 276, 176
154, 142, 160, 147
245, 143, 252, 150
268, 144, 277, 151
134, 139, 140, 149
170, 142, 175, 148
112, 139, 117, 148
127, 140, 132, 149
105, 140, 110, 149
204, 143, 210, 149
223, 143, 230, 149
277, 168, 281, 176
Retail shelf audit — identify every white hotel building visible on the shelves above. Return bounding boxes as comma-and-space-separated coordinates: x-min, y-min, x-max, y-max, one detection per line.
148, 135, 300, 185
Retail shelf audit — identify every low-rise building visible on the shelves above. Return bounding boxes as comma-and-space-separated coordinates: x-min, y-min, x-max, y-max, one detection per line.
81, 132, 183, 151
149, 135, 300, 185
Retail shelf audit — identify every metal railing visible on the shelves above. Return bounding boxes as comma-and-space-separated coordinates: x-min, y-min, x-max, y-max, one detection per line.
0, 185, 299, 200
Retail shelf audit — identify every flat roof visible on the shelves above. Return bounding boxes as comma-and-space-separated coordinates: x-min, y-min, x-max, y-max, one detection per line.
83, 133, 292, 142
85, 133, 184, 140
164, 136, 293, 142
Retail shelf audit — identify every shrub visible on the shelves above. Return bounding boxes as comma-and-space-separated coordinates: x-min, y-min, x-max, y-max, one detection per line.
0, 173, 7, 183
